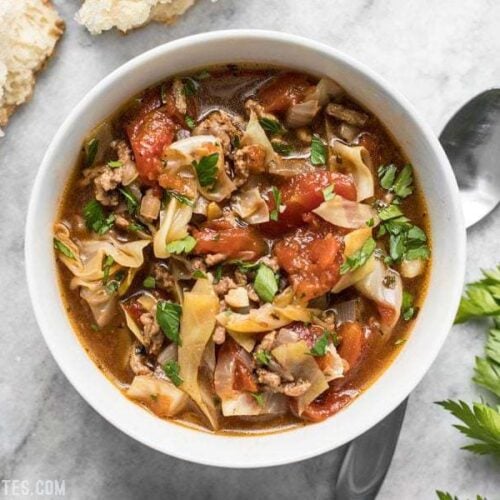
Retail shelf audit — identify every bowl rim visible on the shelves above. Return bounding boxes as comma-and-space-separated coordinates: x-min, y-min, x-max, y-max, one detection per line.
25, 29, 466, 468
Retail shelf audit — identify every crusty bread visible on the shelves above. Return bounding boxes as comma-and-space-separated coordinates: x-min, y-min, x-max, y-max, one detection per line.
75, 0, 197, 35
0, 0, 64, 136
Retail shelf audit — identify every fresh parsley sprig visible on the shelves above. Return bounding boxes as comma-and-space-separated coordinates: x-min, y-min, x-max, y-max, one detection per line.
378, 163, 414, 199
166, 235, 197, 255
270, 186, 282, 222
253, 264, 278, 303
193, 153, 219, 188
83, 200, 115, 235
311, 135, 327, 166
163, 360, 183, 387
340, 237, 376, 275
156, 301, 182, 345
259, 118, 285, 136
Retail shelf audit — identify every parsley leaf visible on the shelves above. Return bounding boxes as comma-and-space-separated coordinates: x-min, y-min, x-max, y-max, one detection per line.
183, 77, 198, 96
213, 264, 223, 283
107, 160, 122, 169
473, 321, 500, 398
436, 492, 487, 500
377, 164, 414, 199
436, 400, 500, 457
309, 331, 332, 357
119, 187, 139, 214
143, 276, 156, 289
53, 238, 75, 260
166, 235, 197, 255
164, 189, 194, 207
340, 237, 376, 275
455, 266, 500, 323
378, 164, 397, 190
83, 200, 115, 234
322, 185, 335, 202
378, 204, 404, 221
85, 138, 99, 167
193, 153, 219, 188
402, 291, 416, 321
185, 115, 196, 130
270, 186, 282, 222
156, 301, 182, 345
105, 270, 125, 295
253, 264, 278, 303
102, 255, 114, 283
259, 118, 284, 136
272, 141, 292, 156
163, 360, 183, 387
251, 392, 265, 407
255, 350, 272, 366
310, 135, 327, 165
192, 269, 208, 279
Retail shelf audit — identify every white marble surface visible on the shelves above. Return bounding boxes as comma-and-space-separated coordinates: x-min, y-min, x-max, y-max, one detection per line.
1, 0, 500, 498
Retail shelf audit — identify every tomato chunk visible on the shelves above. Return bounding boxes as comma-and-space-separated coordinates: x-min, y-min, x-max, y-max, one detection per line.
126, 108, 176, 183
337, 322, 366, 371
193, 219, 267, 261
257, 73, 313, 113
274, 226, 342, 301
260, 171, 356, 235
233, 359, 258, 392
300, 388, 357, 422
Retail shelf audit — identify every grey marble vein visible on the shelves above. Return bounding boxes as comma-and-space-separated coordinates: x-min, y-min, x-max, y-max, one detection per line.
1, 0, 500, 498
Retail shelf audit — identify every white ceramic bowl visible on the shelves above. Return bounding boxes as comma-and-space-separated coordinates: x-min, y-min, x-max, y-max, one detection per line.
25, 30, 466, 468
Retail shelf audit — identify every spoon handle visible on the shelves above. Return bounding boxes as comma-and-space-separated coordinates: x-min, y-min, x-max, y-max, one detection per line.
334, 399, 408, 500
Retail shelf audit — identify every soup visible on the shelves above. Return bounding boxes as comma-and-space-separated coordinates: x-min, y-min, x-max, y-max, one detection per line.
54, 65, 430, 433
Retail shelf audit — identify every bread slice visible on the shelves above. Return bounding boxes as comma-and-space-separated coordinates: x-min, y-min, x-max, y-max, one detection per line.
0, 0, 64, 136
75, 0, 197, 35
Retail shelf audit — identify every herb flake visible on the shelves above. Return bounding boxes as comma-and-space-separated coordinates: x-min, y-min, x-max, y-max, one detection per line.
193, 153, 219, 188
253, 264, 278, 303
156, 301, 182, 345
163, 360, 183, 387
311, 135, 327, 165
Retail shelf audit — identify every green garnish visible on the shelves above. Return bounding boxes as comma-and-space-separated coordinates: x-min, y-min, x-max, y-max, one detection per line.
166, 235, 197, 255
185, 115, 196, 130
473, 321, 500, 398
436, 400, 500, 457
163, 360, 183, 387
270, 186, 282, 222
102, 255, 114, 283
455, 266, 500, 323
213, 264, 223, 283
402, 291, 416, 321
272, 141, 292, 156
309, 331, 333, 357
53, 238, 75, 259
366, 217, 375, 227
128, 221, 148, 233
378, 164, 414, 199
322, 185, 335, 202
156, 301, 182, 345
340, 237, 376, 275
105, 270, 124, 295
251, 392, 265, 407
83, 199, 115, 235
164, 189, 194, 207
255, 350, 272, 366
259, 118, 284, 136
119, 187, 139, 214
378, 204, 404, 221
85, 138, 99, 167
192, 269, 208, 279
142, 276, 156, 289
193, 153, 219, 188
253, 264, 278, 303
91, 323, 99, 332
310, 135, 327, 165
183, 77, 198, 96
195, 70, 211, 80
107, 160, 122, 169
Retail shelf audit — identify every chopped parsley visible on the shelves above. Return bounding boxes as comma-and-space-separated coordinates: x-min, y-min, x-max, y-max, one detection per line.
378, 164, 414, 199
166, 235, 197, 255
192, 269, 208, 279
102, 255, 114, 283
156, 301, 182, 345
83, 199, 115, 235
85, 138, 99, 167
272, 141, 292, 156
164, 189, 194, 207
253, 264, 278, 303
142, 276, 156, 289
213, 264, 223, 283
259, 117, 284, 136
340, 237, 376, 275
107, 160, 122, 169
251, 392, 265, 407
185, 115, 196, 130
366, 217, 375, 227
402, 291, 416, 321
322, 185, 335, 202
255, 350, 272, 366
183, 77, 198, 96
119, 187, 139, 214
53, 238, 75, 259
163, 360, 183, 387
105, 270, 125, 295
311, 135, 327, 165
270, 186, 282, 222
193, 153, 219, 188
128, 221, 148, 233
309, 331, 333, 357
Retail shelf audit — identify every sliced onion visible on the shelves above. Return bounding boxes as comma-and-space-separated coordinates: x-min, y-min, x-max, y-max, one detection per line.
334, 299, 362, 324
329, 140, 374, 201
355, 259, 403, 336
241, 110, 276, 165
307, 77, 344, 105
401, 258, 426, 278
231, 187, 270, 224
313, 195, 378, 229
286, 99, 320, 128
157, 343, 178, 365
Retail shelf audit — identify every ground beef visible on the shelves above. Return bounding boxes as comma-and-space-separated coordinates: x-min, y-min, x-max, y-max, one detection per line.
193, 110, 243, 155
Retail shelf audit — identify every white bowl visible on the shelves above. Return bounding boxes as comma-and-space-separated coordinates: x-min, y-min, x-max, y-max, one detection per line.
25, 30, 466, 468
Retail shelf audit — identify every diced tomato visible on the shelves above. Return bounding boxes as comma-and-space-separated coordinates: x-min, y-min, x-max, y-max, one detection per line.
260, 171, 357, 235
274, 226, 342, 301
122, 301, 145, 324
125, 108, 176, 183
217, 337, 258, 392
257, 73, 313, 113
233, 359, 258, 392
299, 388, 357, 422
193, 219, 268, 261
337, 322, 365, 371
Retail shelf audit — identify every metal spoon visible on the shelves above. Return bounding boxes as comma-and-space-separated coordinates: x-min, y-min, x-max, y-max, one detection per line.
334, 89, 500, 500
